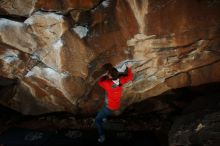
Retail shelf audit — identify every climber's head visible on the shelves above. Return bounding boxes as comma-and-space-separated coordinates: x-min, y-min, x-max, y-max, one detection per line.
102, 63, 113, 72
108, 67, 119, 80
102, 63, 119, 80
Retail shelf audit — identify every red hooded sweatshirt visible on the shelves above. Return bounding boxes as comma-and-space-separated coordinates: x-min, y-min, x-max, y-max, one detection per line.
98, 68, 133, 110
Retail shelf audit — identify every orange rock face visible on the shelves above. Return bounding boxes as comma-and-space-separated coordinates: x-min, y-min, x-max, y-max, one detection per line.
147, 0, 220, 36
35, 0, 100, 11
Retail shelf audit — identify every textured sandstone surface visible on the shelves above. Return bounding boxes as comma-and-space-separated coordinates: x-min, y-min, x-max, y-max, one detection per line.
0, 0, 36, 16
0, 0, 220, 115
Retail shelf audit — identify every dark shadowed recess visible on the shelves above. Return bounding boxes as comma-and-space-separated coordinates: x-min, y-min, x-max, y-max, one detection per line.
0, 80, 219, 146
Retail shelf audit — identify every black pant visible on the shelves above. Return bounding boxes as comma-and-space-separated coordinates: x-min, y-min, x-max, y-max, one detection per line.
95, 106, 112, 136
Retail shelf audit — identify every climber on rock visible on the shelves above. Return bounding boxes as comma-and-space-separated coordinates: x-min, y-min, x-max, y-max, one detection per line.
95, 62, 133, 143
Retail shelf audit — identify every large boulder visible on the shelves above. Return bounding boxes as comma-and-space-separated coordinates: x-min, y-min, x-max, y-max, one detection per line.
78, 0, 220, 114
0, 0, 220, 115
